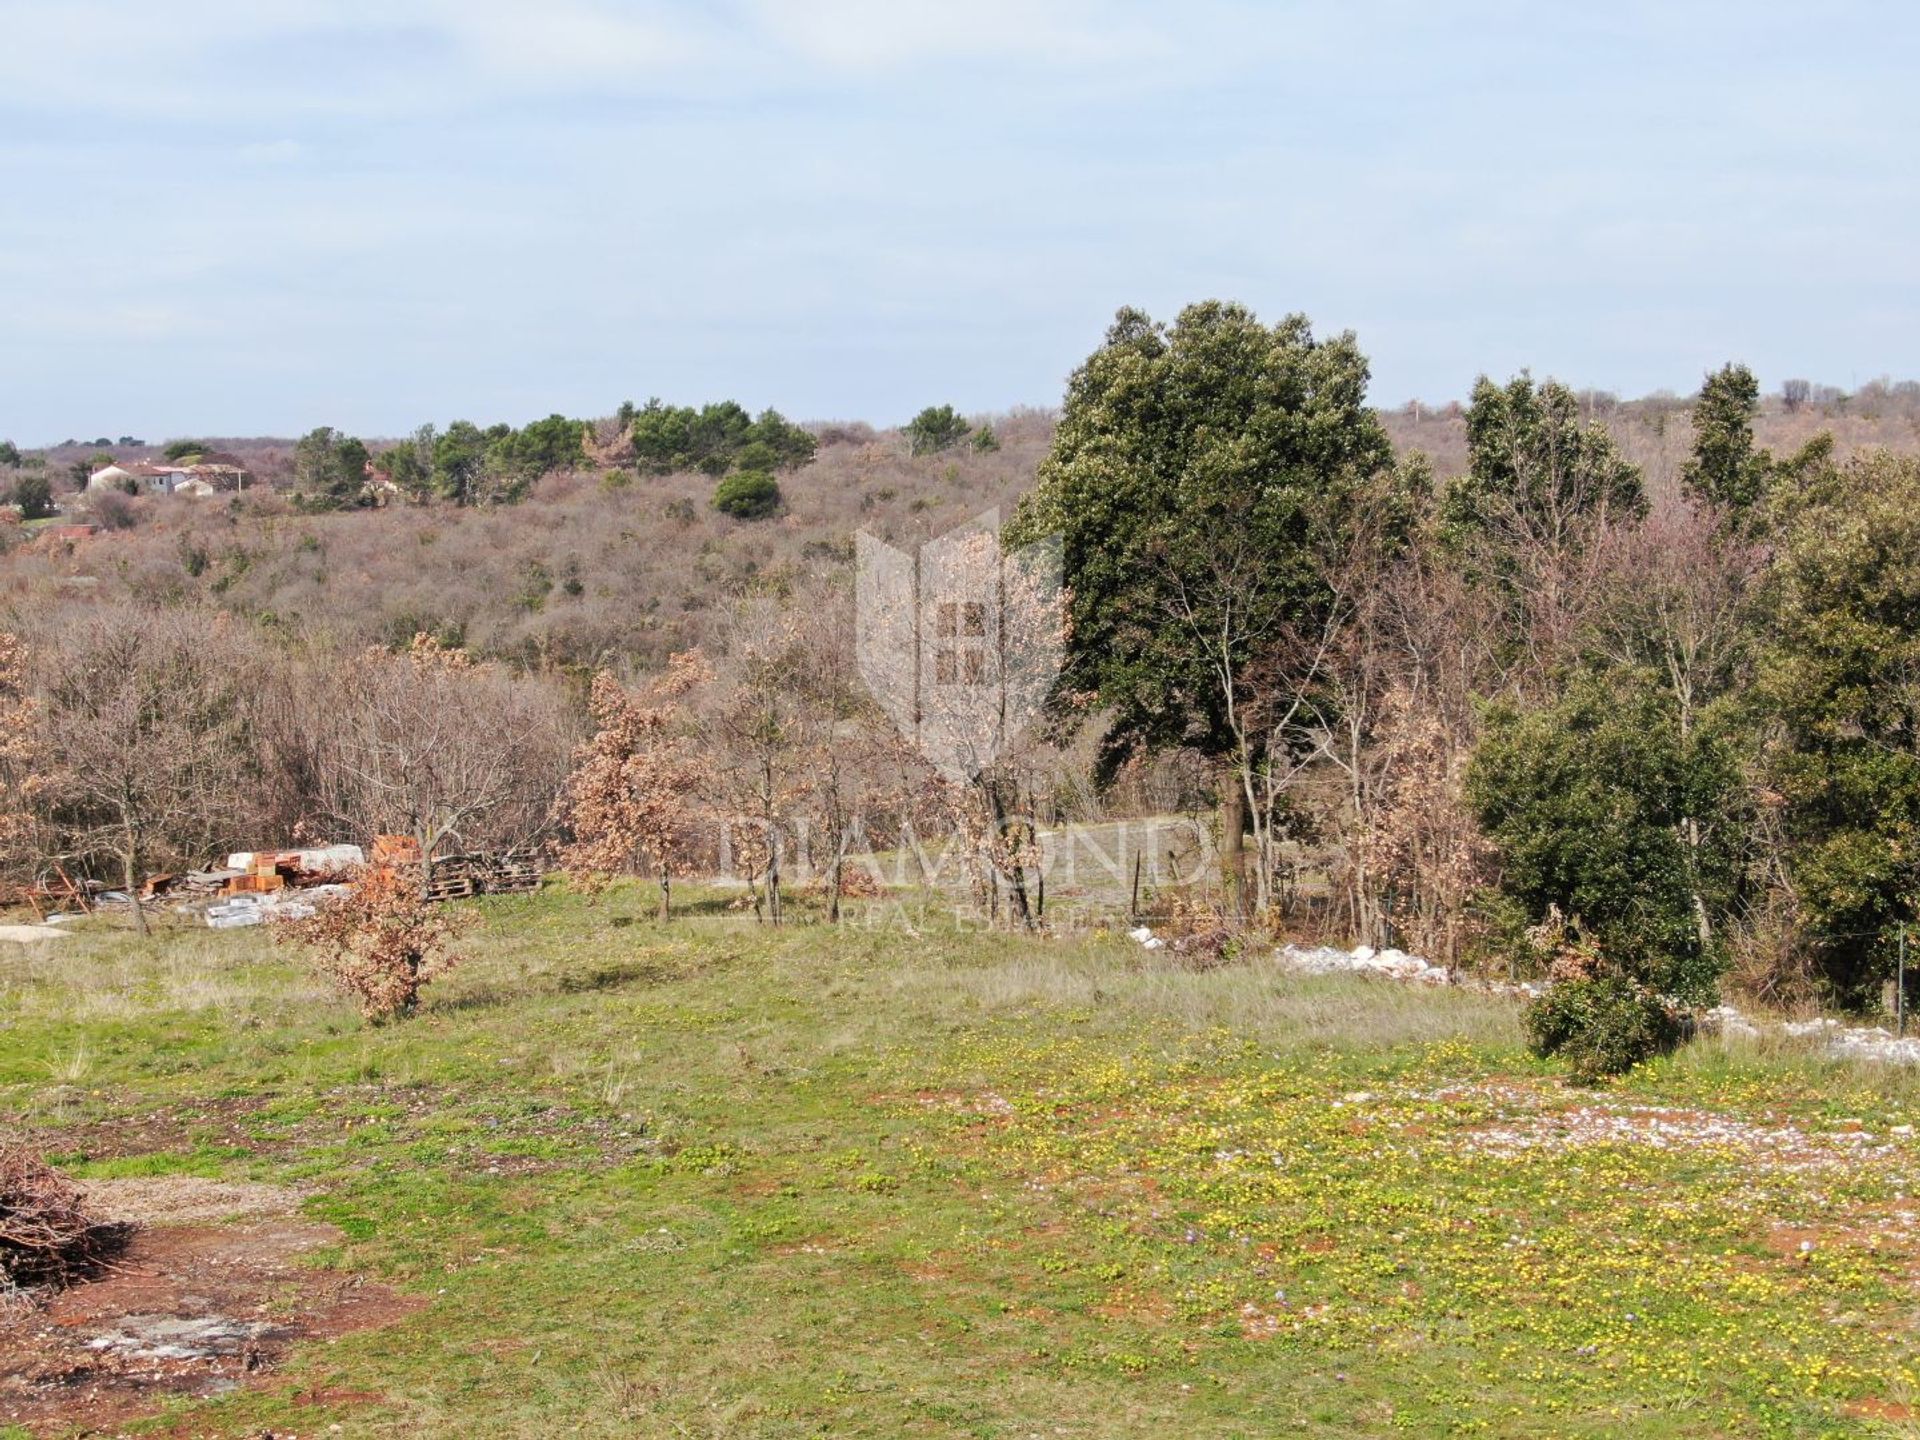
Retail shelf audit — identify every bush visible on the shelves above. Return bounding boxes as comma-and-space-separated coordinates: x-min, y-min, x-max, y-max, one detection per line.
904, 404, 970, 456
711, 470, 780, 519
1524, 975, 1682, 1082
277, 866, 469, 1020
11, 474, 53, 520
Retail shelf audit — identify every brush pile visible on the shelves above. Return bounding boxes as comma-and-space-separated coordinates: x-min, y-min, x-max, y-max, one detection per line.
0, 1146, 128, 1293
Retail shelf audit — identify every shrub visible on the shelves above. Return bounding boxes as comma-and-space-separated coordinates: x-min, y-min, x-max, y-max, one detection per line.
1468, 671, 1739, 1007
277, 866, 469, 1020
711, 470, 780, 520
11, 474, 54, 520
904, 404, 971, 457
1524, 975, 1682, 1082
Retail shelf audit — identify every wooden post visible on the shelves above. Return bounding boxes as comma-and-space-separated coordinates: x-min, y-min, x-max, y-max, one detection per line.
1900, 928, 1908, 1038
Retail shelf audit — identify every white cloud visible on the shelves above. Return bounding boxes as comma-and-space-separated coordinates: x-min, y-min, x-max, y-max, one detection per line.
238, 138, 304, 163
417, 0, 708, 85
745, 0, 1183, 70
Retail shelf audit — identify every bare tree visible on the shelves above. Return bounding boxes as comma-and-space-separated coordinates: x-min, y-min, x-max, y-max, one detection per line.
703, 598, 810, 923
0, 632, 53, 889
42, 611, 258, 931
314, 635, 571, 877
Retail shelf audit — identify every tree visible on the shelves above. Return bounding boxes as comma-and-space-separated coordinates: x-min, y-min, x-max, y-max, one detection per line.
1755, 449, 1920, 1002
0, 441, 19, 468
711, 471, 780, 519
10, 474, 54, 520
1682, 363, 1772, 517
0, 634, 53, 888
704, 599, 810, 923
628, 401, 814, 477
431, 421, 490, 503
379, 425, 437, 501
1007, 302, 1395, 913
162, 439, 207, 462
314, 635, 568, 877
1444, 374, 1645, 550
562, 653, 710, 918
1442, 374, 1645, 688
277, 865, 468, 1020
904, 405, 970, 456
785, 576, 905, 920
1468, 669, 1743, 1007
487, 414, 586, 495
42, 613, 258, 932
291, 426, 370, 507
750, 408, 817, 471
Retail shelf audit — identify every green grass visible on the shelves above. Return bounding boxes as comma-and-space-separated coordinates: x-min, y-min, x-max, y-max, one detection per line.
6, 885, 1920, 1436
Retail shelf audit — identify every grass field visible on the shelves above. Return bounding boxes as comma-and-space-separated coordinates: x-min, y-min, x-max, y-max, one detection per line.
7, 886, 1920, 1437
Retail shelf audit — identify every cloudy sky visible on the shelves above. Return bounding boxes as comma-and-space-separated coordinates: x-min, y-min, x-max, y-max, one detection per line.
2, 1, 1915, 442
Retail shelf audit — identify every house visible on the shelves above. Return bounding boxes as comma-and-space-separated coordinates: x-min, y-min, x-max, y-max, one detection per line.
88, 461, 186, 495
87, 460, 249, 497
85, 463, 140, 492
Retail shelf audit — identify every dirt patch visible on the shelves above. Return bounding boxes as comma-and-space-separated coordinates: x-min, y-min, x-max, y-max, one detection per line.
0, 1179, 420, 1435
1089, 1286, 1173, 1325
83, 1176, 309, 1227
1844, 1396, 1915, 1422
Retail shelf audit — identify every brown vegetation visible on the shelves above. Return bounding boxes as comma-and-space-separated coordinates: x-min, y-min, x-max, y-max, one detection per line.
0, 1146, 126, 1292
276, 866, 470, 1019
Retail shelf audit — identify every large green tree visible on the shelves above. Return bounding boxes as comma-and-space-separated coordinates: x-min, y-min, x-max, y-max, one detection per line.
1007, 302, 1395, 906
1682, 363, 1772, 518
1756, 448, 1920, 1002
1443, 374, 1645, 550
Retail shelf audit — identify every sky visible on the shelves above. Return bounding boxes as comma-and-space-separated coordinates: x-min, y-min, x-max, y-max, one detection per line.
2, 0, 1916, 443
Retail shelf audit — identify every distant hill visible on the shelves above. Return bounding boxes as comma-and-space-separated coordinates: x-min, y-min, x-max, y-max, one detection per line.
5, 386, 1918, 677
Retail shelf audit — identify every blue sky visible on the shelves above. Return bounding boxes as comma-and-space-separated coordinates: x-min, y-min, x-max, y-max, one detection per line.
2, 1, 1915, 442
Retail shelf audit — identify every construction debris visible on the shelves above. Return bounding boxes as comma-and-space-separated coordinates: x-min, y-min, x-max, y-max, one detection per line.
4, 835, 542, 931
224, 844, 364, 880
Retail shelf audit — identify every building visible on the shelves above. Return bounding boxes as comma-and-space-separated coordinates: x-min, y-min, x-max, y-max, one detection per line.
87, 460, 249, 497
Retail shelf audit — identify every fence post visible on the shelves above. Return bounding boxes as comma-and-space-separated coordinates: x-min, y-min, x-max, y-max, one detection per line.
1900, 928, 1908, 1038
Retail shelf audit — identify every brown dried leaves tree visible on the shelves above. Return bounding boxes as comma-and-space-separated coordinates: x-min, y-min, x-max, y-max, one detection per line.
562, 652, 709, 917
277, 865, 469, 1020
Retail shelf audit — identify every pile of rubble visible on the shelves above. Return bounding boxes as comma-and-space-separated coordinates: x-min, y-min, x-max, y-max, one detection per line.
1124, 926, 1920, 1067
27, 837, 547, 931
1707, 1010, 1920, 1066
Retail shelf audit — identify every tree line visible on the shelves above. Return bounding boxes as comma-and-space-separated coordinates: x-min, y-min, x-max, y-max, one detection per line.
1013, 302, 1920, 1071
5, 304, 1917, 1075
